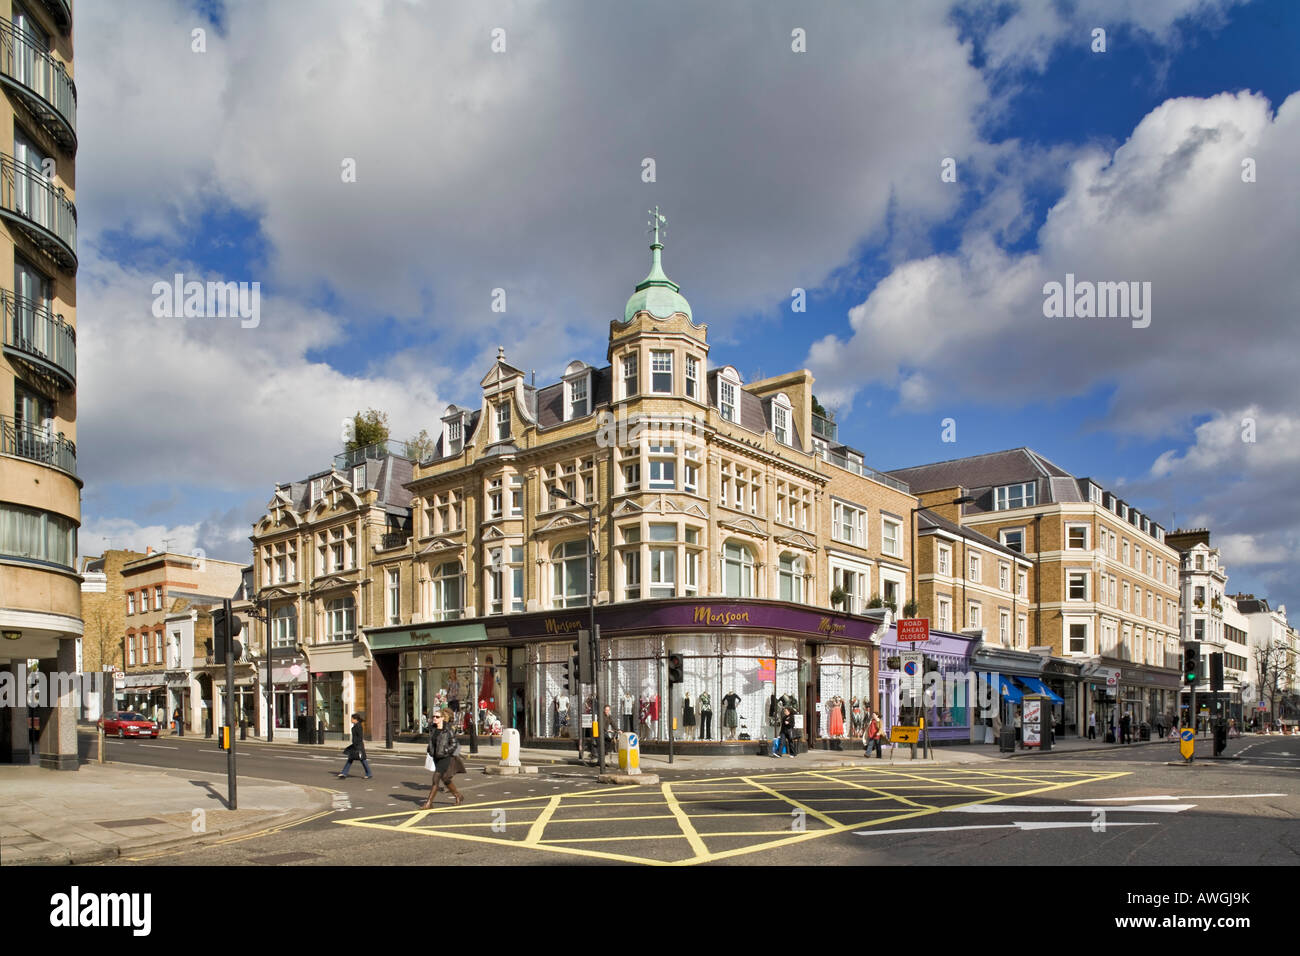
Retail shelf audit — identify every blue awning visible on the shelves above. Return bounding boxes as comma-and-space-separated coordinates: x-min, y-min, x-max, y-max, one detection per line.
1017, 676, 1064, 704
980, 674, 1022, 702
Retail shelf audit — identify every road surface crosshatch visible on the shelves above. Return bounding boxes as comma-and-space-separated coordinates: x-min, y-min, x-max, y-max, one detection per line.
335, 766, 1129, 865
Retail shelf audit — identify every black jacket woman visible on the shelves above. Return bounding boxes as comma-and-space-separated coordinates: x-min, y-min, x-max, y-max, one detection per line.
779, 707, 798, 758
421, 709, 466, 808
338, 713, 372, 779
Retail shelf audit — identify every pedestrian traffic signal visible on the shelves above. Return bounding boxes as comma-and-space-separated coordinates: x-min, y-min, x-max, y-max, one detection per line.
1182, 643, 1199, 684
1210, 652, 1224, 692
667, 653, 683, 684
561, 654, 574, 694
578, 631, 594, 684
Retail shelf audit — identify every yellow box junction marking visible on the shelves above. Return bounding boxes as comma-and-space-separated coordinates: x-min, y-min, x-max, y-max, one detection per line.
334, 766, 1128, 866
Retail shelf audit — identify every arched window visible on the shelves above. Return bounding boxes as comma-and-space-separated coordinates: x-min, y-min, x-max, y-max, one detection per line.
552, 540, 589, 608
722, 542, 754, 598
324, 596, 355, 642
778, 553, 804, 603
272, 605, 297, 648
432, 561, 463, 620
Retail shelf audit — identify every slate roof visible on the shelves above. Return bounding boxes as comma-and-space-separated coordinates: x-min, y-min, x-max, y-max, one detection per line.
916, 508, 1028, 561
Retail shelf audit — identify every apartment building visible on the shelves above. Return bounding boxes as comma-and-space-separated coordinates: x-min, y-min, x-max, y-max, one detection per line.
116, 550, 244, 725
364, 226, 917, 750
1232, 594, 1296, 726
1165, 529, 1247, 724
0, 0, 77, 768
890, 448, 1182, 736
250, 443, 414, 740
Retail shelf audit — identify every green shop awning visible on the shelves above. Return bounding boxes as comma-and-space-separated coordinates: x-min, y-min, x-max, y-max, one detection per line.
366, 622, 487, 652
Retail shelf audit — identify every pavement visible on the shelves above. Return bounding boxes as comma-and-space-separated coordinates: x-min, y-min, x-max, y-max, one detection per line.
0, 726, 1269, 865
0, 761, 334, 866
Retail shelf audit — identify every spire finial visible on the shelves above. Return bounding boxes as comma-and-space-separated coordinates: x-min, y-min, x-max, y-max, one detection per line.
647, 205, 666, 247
497, 345, 505, 362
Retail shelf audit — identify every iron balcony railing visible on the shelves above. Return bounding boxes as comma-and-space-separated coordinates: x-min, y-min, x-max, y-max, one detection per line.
1, 289, 74, 388
380, 531, 411, 550
0, 152, 76, 271
334, 438, 411, 471
0, 17, 76, 151
0, 414, 76, 476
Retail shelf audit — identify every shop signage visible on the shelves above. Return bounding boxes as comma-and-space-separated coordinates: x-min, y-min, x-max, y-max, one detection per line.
897, 618, 930, 642
817, 617, 847, 635
1023, 698, 1042, 748
543, 618, 583, 634
113, 668, 124, 688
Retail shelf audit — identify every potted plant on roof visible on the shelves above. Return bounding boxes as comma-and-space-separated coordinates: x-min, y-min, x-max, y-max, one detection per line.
902, 599, 919, 619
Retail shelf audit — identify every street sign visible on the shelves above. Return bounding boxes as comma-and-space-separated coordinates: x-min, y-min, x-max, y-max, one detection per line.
1180, 728, 1195, 760
890, 726, 920, 744
897, 618, 930, 642
901, 651, 923, 700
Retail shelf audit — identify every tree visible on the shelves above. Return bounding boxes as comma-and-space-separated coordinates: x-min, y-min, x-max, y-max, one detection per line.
811, 394, 832, 420
1253, 639, 1289, 726
406, 427, 436, 462
347, 408, 390, 452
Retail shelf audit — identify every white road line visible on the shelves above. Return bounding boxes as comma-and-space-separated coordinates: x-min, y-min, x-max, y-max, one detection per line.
1072, 793, 1285, 802
137, 744, 179, 750
856, 822, 1157, 836
952, 803, 1193, 814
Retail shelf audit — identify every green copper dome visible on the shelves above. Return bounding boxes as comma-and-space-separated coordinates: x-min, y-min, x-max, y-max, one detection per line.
624, 241, 692, 322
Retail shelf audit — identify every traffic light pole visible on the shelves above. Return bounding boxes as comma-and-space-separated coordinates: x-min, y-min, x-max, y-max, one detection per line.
224, 598, 238, 809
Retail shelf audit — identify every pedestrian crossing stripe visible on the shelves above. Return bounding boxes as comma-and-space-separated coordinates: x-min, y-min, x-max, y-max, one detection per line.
334, 766, 1129, 866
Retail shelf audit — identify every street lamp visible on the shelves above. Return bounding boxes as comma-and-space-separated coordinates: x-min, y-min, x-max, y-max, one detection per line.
551, 484, 603, 771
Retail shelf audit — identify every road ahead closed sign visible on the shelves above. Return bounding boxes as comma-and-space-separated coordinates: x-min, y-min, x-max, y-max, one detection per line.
898, 619, 930, 642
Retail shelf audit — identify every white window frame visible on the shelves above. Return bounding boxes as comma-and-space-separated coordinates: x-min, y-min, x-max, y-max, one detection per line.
1067, 570, 1089, 601
495, 400, 511, 441
1000, 528, 1025, 553
1065, 523, 1090, 550
387, 568, 400, 625
881, 516, 903, 558
968, 551, 981, 583
650, 350, 673, 394
568, 375, 589, 419
719, 380, 736, 423
999, 562, 1010, 592
685, 355, 698, 399
994, 482, 1036, 510
622, 352, 638, 399
937, 545, 951, 577
936, 597, 951, 632
968, 601, 981, 629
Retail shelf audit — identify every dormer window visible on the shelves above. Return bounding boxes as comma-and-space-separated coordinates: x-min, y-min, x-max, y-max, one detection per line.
310, 478, 324, 506
448, 419, 461, 444
651, 350, 673, 393
442, 408, 464, 457
772, 394, 792, 445
569, 376, 588, 418
719, 380, 736, 422
352, 464, 365, 491
495, 401, 511, 441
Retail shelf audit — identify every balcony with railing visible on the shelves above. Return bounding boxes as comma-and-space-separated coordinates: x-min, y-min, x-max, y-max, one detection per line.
819, 446, 910, 493
1, 289, 74, 389
333, 438, 411, 472
0, 152, 76, 271
811, 413, 838, 442
0, 414, 75, 476
0, 17, 76, 152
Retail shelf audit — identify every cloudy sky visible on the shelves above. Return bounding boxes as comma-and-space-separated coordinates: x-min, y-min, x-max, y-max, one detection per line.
76, 0, 1299, 610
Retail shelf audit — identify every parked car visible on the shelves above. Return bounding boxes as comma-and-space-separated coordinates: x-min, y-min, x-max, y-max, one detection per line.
99, 712, 159, 738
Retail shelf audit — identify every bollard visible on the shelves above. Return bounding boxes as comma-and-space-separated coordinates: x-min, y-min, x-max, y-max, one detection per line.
500, 728, 522, 768
617, 731, 641, 774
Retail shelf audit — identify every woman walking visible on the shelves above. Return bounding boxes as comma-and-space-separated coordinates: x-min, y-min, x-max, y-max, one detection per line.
421, 709, 465, 808
338, 713, 372, 779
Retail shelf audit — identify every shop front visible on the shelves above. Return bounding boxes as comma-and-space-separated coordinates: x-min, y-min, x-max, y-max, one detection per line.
877, 626, 976, 745
971, 643, 1047, 745
270, 662, 309, 733
303, 640, 370, 742
1090, 660, 1180, 738
1040, 658, 1082, 737
164, 670, 190, 731
119, 672, 166, 723
368, 599, 886, 753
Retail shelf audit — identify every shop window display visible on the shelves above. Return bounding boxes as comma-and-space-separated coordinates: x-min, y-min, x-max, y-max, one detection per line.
532, 642, 575, 738
920, 653, 968, 729
398, 648, 507, 737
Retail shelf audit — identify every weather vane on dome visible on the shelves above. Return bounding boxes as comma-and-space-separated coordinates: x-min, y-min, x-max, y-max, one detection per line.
647, 206, 666, 245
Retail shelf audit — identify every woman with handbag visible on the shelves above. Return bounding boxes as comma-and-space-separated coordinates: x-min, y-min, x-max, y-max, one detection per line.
420, 709, 466, 808
864, 710, 883, 758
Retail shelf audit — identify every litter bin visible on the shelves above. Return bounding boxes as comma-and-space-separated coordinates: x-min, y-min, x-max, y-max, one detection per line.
297, 720, 312, 744
1139, 722, 1150, 741
999, 726, 1016, 753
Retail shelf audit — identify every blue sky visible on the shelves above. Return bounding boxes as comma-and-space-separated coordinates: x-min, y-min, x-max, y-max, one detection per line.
75, 0, 1299, 611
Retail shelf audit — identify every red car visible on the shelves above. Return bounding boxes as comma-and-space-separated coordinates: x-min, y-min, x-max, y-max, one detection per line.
99, 712, 159, 738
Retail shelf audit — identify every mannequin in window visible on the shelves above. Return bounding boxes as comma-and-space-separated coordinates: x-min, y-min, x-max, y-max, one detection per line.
721, 691, 742, 740
698, 691, 713, 740
682, 692, 696, 740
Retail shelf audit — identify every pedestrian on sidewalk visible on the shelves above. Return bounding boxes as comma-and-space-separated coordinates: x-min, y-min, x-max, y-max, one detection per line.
1120, 711, 1132, 745
1087, 710, 1096, 740
864, 709, 883, 758
779, 706, 797, 758
421, 709, 465, 807
173, 707, 182, 735
338, 713, 372, 779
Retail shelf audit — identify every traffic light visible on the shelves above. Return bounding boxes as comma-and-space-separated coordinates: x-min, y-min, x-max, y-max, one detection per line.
1210, 653, 1224, 692
212, 609, 244, 664
578, 631, 594, 684
1182, 643, 1200, 684
561, 651, 574, 694
667, 653, 683, 684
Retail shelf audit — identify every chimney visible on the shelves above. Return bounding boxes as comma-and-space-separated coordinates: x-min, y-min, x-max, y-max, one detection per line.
146, 546, 154, 556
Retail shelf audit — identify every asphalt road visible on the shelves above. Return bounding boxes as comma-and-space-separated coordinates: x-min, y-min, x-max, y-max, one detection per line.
86, 732, 1299, 867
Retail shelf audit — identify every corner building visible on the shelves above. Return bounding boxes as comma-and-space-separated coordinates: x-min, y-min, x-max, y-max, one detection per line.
367, 231, 918, 751
0, 0, 78, 768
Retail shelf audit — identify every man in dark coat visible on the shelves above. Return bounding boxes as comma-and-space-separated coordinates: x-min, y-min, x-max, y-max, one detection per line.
1120, 711, 1132, 745
338, 713, 372, 778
